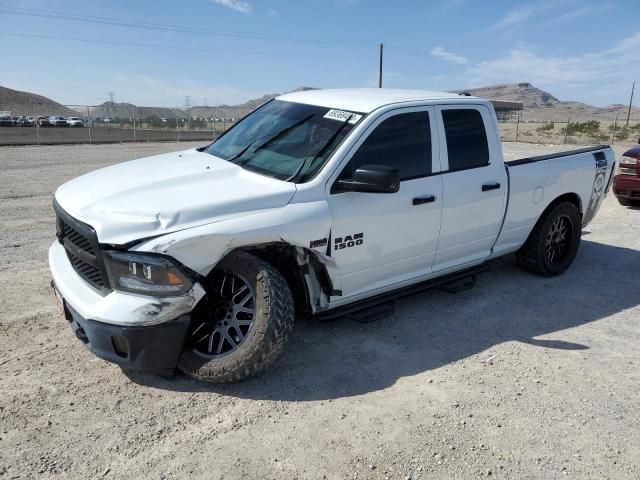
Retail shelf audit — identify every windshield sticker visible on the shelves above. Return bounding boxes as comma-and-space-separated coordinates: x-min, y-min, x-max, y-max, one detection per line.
323, 109, 362, 124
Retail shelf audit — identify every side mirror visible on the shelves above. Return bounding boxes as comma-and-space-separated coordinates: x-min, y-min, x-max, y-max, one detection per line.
337, 164, 400, 193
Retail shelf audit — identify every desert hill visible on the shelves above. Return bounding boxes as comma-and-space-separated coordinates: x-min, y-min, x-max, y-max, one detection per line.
0, 86, 79, 116
456, 83, 639, 121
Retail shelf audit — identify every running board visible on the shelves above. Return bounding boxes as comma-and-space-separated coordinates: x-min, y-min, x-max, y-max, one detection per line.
317, 264, 490, 322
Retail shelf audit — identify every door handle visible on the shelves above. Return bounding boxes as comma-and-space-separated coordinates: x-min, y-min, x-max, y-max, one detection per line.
412, 195, 436, 205
482, 183, 501, 192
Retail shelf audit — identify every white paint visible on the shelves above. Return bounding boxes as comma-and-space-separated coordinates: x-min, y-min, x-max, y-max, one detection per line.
533, 187, 544, 204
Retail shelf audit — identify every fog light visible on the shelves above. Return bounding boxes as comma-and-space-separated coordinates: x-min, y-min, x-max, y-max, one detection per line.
111, 335, 129, 358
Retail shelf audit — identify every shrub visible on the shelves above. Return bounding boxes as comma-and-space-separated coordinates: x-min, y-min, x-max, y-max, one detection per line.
536, 122, 554, 134
561, 120, 601, 137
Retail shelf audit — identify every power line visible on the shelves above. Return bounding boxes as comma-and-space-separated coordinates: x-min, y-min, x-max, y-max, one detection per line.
0, 6, 377, 47
0, 32, 374, 61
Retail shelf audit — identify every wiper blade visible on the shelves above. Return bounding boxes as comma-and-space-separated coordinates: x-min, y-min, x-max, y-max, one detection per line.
252, 113, 314, 154
286, 114, 353, 183
228, 136, 261, 162
227, 113, 314, 163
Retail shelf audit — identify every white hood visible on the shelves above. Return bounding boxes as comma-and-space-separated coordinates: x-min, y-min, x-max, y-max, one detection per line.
55, 148, 297, 245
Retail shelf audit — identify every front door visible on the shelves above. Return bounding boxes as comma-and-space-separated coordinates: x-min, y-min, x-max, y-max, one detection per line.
327, 107, 444, 300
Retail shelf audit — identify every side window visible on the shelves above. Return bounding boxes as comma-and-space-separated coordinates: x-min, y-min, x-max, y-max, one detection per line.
442, 109, 489, 171
345, 111, 431, 181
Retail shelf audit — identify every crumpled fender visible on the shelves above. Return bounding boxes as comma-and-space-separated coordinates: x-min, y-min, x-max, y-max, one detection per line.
132, 200, 335, 277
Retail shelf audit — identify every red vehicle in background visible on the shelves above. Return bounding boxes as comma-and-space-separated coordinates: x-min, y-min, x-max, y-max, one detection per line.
37, 116, 52, 127
613, 140, 640, 206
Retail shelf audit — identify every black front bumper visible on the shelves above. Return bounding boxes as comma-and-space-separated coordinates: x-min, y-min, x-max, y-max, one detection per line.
56, 286, 190, 372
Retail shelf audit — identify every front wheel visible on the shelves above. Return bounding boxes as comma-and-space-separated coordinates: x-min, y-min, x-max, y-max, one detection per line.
178, 251, 294, 383
617, 198, 640, 207
515, 202, 582, 277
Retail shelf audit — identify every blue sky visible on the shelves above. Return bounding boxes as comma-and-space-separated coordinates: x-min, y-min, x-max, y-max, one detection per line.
1, 0, 638, 107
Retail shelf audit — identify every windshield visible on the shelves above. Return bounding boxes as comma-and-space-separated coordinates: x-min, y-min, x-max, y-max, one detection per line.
207, 100, 363, 182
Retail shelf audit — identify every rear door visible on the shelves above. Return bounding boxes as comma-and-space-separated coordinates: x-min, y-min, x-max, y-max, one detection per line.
432, 105, 507, 271
327, 106, 443, 299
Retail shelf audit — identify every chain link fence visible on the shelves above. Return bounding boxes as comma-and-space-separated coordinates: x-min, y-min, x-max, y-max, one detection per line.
1, 101, 639, 149
497, 109, 640, 149
0, 103, 254, 146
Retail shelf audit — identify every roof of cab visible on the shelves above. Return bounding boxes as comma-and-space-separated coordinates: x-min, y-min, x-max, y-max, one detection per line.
277, 88, 480, 113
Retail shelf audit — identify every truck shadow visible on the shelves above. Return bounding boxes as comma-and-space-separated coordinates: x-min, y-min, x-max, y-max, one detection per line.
125, 239, 640, 401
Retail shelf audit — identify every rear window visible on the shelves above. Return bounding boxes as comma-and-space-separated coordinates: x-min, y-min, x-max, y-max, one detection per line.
442, 109, 489, 171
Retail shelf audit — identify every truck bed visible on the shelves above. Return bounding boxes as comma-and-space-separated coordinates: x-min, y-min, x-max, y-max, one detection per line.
505, 144, 610, 166
491, 144, 615, 260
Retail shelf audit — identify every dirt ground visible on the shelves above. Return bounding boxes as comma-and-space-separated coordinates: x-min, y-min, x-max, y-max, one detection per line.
1, 142, 639, 479
0, 127, 213, 146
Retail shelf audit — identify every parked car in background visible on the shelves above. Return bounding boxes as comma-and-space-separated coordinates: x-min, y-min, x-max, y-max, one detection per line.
37, 116, 52, 127
27, 116, 37, 126
11, 116, 20, 125
613, 144, 640, 206
66, 117, 85, 127
50, 116, 69, 127
0, 116, 14, 127
17, 117, 33, 127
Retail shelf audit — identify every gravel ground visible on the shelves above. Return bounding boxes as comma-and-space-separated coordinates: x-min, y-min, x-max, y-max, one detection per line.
0, 127, 213, 145
1, 142, 639, 479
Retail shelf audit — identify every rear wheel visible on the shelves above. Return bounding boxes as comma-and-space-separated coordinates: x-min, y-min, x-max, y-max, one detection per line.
178, 251, 294, 383
515, 202, 581, 277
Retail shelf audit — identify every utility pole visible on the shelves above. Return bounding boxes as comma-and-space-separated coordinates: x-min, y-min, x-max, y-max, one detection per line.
184, 96, 191, 121
378, 43, 384, 88
626, 80, 635, 127
107, 92, 115, 121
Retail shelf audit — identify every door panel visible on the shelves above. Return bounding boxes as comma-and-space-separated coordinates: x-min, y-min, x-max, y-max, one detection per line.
434, 166, 505, 269
327, 106, 443, 299
329, 176, 443, 297
432, 105, 507, 271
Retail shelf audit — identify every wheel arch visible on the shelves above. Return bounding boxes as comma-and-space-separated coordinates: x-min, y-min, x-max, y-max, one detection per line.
215, 242, 334, 318
543, 192, 583, 218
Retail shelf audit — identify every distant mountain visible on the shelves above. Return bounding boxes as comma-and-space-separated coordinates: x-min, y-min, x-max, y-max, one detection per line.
85, 102, 190, 120
456, 83, 639, 121
188, 87, 317, 119
0, 86, 79, 116
3, 83, 635, 123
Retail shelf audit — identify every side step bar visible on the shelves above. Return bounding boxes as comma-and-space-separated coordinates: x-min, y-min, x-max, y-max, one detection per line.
317, 263, 489, 322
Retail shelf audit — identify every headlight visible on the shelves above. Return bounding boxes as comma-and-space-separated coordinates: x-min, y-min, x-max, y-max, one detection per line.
104, 251, 193, 296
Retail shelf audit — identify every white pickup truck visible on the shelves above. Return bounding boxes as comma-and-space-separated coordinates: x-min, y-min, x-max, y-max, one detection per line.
49, 88, 615, 383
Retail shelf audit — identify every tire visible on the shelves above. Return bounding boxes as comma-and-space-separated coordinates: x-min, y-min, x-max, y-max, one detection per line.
515, 201, 581, 277
178, 251, 294, 383
617, 198, 632, 207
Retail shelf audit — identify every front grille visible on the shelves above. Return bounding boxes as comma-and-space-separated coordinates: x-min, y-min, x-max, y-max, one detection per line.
54, 200, 109, 292
66, 249, 106, 288
62, 223, 95, 255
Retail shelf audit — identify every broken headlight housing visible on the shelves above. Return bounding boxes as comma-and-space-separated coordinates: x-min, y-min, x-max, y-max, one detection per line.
104, 251, 192, 296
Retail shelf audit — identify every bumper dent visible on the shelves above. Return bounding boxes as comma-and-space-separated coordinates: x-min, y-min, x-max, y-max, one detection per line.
49, 240, 205, 327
